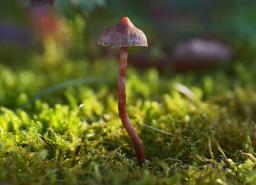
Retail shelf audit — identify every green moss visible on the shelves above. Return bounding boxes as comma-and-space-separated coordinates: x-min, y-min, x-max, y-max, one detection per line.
0, 56, 256, 184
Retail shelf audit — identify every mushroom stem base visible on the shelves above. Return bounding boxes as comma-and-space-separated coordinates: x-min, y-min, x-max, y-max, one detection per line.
118, 47, 145, 165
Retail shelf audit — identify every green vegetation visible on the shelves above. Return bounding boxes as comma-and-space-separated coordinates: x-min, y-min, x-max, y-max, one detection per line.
0, 51, 256, 185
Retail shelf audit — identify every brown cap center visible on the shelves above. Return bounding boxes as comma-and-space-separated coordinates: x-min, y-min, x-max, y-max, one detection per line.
119, 17, 134, 27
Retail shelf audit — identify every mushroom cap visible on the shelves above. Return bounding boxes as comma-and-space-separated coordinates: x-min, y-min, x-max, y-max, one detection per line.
98, 17, 148, 47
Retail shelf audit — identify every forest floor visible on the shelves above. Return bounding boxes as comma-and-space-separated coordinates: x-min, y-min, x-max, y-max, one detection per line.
0, 52, 256, 185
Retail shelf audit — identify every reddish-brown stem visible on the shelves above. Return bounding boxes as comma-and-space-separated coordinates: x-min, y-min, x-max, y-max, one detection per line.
118, 47, 145, 164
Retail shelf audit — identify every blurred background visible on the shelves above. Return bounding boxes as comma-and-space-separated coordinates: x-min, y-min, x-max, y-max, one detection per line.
1, 0, 256, 108
1, 0, 256, 70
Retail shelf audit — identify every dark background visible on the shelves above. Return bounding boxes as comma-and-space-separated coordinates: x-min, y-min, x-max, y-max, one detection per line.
0, 0, 256, 71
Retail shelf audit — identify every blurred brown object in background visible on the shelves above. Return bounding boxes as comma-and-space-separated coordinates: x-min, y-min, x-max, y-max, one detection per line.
172, 38, 232, 72
128, 38, 232, 73
29, 0, 68, 64
31, 5, 61, 42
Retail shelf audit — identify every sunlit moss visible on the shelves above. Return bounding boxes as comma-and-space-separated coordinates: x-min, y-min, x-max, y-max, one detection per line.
0, 57, 256, 184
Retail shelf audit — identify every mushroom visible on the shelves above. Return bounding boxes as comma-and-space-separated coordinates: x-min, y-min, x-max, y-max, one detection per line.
98, 17, 147, 164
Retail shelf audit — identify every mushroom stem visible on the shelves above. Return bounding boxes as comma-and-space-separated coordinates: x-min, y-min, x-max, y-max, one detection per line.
118, 47, 145, 164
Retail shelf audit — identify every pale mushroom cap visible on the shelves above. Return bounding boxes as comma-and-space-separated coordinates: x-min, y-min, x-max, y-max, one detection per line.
98, 17, 148, 47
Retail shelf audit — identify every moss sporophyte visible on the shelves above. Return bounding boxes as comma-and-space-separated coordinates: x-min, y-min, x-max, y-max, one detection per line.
98, 17, 148, 165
